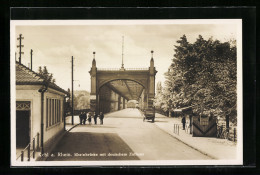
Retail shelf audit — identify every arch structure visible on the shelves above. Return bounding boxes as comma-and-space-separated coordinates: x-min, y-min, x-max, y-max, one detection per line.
89, 55, 157, 119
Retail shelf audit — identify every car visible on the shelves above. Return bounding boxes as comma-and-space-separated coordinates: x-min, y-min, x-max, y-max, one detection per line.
143, 109, 155, 122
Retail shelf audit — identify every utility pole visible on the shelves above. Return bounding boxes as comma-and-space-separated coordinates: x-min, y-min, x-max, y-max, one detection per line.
121, 36, 124, 69
17, 34, 24, 64
30, 49, 33, 70
71, 56, 74, 125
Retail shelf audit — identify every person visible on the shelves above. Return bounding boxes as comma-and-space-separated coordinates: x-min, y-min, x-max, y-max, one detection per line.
182, 115, 186, 130
99, 112, 104, 125
87, 112, 92, 125
79, 112, 83, 125
82, 112, 87, 125
93, 112, 98, 125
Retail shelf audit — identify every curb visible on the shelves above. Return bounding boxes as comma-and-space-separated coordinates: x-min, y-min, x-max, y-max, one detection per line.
153, 123, 218, 160
37, 123, 80, 161
67, 123, 80, 132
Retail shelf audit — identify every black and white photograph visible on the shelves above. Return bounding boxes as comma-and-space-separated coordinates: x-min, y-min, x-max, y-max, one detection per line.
10, 19, 243, 166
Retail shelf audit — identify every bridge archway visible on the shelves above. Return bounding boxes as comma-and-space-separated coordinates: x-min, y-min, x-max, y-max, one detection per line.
98, 79, 145, 113
89, 51, 157, 119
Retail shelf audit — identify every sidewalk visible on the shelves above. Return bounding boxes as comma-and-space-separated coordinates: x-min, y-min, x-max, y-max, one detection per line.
65, 115, 81, 131
154, 113, 237, 160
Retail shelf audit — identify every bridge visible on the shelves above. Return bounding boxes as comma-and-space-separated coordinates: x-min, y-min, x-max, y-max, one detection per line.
89, 51, 157, 121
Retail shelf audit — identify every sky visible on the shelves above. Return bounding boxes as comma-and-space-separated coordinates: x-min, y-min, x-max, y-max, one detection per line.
12, 20, 239, 92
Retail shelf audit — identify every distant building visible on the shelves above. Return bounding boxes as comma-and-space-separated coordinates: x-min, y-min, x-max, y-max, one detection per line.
15, 61, 69, 156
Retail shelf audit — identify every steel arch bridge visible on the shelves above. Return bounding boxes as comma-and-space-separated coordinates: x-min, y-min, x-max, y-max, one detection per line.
89, 51, 157, 121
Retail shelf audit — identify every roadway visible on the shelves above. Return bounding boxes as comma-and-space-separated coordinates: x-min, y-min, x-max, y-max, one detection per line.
46, 108, 211, 161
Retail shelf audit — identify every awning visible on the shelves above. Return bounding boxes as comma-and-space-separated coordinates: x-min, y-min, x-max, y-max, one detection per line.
173, 105, 195, 112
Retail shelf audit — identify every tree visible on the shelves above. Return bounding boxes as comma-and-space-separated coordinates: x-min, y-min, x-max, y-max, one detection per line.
38, 66, 56, 83
154, 81, 164, 110
71, 90, 90, 110
163, 35, 237, 124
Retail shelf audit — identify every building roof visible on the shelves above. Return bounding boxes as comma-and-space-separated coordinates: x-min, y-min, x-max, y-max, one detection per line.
16, 61, 69, 95
16, 61, 44, 84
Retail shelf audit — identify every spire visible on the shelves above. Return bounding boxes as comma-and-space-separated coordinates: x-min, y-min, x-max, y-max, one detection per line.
150, 50, 154, 68
92, 51, 96, 67
121, 36, 124, 69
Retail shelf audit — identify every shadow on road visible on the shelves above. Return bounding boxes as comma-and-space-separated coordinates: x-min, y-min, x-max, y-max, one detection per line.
107, 116, 142, 119
153, 120, 168, 123
46, 132, 140, 161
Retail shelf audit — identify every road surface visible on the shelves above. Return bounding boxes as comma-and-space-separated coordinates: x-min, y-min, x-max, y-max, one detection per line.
46, 108, 211, 161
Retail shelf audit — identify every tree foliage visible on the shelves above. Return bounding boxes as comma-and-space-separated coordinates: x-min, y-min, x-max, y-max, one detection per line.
69, 90, 90, 110
38, 66, 56, 84
154, 81, 164, 110
155, 35, 237, 124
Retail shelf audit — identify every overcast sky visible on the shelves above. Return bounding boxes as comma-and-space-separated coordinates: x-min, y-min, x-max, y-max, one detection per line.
12, 20, 239, 92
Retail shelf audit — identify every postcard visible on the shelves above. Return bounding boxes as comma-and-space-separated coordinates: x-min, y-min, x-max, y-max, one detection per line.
11, 19, 242, 166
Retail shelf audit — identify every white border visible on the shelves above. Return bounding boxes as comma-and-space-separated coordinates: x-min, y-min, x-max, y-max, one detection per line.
11, 19, 243, 166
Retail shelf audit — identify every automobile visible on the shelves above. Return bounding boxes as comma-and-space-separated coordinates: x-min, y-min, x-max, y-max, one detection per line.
143, 108, 155, 122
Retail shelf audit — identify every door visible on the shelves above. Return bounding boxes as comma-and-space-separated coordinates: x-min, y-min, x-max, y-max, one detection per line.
16, 110, 30, 148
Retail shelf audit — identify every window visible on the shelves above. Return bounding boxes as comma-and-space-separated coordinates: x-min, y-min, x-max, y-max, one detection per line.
48, 99, 51, 127
52, 99, 54, 125
46, 98, 61, 128
46, 99, 48, 127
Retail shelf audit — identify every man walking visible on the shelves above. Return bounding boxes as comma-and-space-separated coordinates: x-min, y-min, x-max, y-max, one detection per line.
182, 115, 186, 130
99, 112, 104, 125
82, 112, 87, 125
87, 112, 92, 125
79, 112, 83, 125
93, 112, 98, 125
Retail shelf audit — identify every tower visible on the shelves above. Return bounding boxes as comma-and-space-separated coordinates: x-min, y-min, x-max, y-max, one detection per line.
148, 50, 156, 117
89, 52, 97, 112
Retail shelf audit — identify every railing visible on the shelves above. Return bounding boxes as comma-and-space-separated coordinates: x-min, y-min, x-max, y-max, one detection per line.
125, 68, 149, 71
97, 68, 149, 71
173, 124, 180, 135
97, 68, 121, 71
16, 132, 40, 162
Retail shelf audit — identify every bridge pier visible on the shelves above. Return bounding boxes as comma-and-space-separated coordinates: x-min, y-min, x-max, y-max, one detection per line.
123, 97, 125, 109
118, 95, 121, 110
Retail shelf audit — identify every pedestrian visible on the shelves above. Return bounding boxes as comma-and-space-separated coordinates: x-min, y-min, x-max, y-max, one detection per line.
79, 112, 83, 125
182, 115, 186, 130
82, 112, 87, 125
93, 112, 98, 125
87, 112, 92, 125
99, 112, 104, 125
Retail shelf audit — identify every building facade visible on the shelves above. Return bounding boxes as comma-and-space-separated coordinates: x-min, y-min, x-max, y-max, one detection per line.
15, 62, 69, 156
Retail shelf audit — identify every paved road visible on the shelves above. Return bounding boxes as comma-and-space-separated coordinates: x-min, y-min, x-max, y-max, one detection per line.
46, 109, 211, 161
